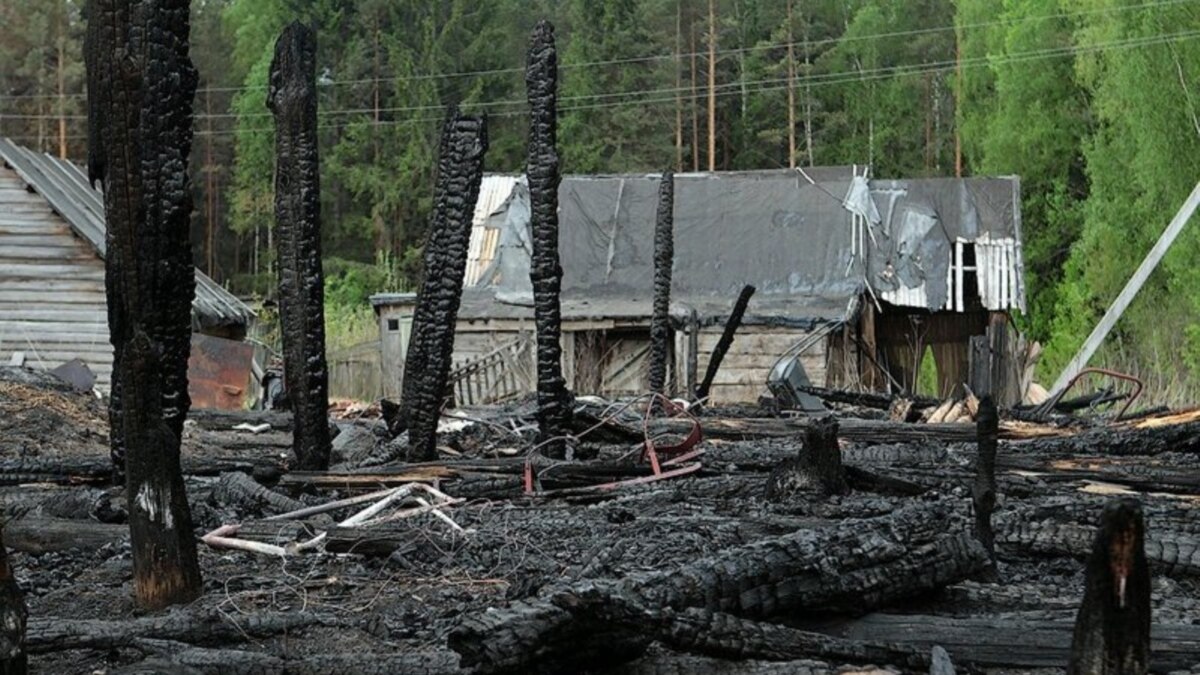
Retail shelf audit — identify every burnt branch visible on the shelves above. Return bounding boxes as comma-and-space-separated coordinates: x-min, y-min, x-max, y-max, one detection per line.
268, 22, 331, 471
648, 171, 675, 404
526, 20, 573, 458
695, 284, 755, 403
0, 525, 27, 675
85, 0, 203, 608
402, 110, 489, 462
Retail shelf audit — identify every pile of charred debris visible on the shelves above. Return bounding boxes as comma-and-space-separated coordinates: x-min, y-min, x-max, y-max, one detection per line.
3, 8, 1199, 675
5, 360, 1200, 674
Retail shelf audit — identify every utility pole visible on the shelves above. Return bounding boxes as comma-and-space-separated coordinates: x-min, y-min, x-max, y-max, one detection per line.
786, 0, 796, 169
675, 2, 684, 172
954, 17, 963, 178
690, 23, 700, 172
707, 0, 717, 172
205, 88, 216, 277
57, 8, 67, 159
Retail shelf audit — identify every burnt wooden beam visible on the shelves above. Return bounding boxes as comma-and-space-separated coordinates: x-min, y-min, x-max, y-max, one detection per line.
695, 284, 755, 403
974, 395, 999, 573
0, 525, 27, 675
268, 22, 332, 471
648, 171, 675, 405
526, 21, 573, 458
401, 110, 488, 462
1068, 498, 1151, 675
85, 0, 203, 609
26, 611, 331, 654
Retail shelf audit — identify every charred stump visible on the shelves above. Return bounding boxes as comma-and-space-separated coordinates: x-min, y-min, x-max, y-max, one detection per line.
648, 171, 675, 405
695, 284, 755, 404
526, 21, 573, 458
0, 526, 26, 675
268, 22, 332, 471
401, 110, 488, 462
1067, 498, 1151, 675
766, 415, 847, 499
973, 395, 998, 571
85, 0, 204, 608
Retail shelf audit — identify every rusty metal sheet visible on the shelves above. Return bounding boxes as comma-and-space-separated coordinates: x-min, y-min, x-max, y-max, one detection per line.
188, 334, 255, 410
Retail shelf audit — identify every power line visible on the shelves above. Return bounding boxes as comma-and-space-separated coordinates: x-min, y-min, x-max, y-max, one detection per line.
5, 27, 1197, 144
1, 0, 1195, 103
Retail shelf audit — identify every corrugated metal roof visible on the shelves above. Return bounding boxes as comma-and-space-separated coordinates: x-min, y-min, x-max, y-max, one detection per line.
0, 138, 255, 328
464, 175, 520, 287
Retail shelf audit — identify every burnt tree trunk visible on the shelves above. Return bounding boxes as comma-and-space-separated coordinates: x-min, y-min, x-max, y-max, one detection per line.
648, 171, 675, 405
401, 110, 488, 462
85, 0, 204, 609
973, 395, 998, 570
766, 415, 847, 499
695, 284, 755, 403
526, 21, 573, 458
268, 22, 331, 471
0, 526, 26, 675
1068, 498, 1151, 675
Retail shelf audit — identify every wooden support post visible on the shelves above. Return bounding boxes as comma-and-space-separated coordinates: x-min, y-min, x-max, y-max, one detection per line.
526, 21, 573, 458
401, 110, 488, 462
0, 525, 26, 675
973, 395, 998, 578
268, 22, 332, 471
648, 171, 675, 405
1068, 498, 1150, 675
85, 0, 204, 609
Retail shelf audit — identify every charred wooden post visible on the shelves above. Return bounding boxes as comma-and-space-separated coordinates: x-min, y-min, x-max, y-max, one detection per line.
401, 110, 488, 462
268, 22, 332, 471
973, 395, 998, 570
85, 0, 204, 608
1067, 498, 1150, 675
695, 284, 755, 404
648, 171, 675, 405
766, 415, 847, 499
0, 526, 27, 675
526, 21, 574, 458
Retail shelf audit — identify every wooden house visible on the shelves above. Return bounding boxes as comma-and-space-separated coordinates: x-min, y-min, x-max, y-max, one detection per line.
0, 138, 255, 394
373, 168, 1025, 405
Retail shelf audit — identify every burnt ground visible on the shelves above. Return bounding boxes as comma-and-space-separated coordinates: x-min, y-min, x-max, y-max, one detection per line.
2, 367, 1200, 674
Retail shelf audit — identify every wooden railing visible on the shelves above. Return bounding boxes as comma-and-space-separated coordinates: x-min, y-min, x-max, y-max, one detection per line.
448, 335, 533, 406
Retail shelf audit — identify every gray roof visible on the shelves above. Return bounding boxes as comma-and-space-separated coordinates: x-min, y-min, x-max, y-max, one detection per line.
0, 138, 255, 329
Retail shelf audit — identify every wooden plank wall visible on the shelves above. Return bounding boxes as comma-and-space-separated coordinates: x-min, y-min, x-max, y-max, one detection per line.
694, 325, 826, 404
0, 166, 112, 388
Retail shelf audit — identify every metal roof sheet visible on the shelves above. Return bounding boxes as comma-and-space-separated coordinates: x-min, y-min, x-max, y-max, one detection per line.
0, 138, 255, 328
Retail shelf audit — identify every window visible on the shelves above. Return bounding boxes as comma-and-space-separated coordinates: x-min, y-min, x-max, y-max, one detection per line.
387, 319, 400, 332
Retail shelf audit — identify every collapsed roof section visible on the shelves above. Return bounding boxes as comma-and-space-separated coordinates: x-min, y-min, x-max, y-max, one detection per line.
456, 168, 1024, 328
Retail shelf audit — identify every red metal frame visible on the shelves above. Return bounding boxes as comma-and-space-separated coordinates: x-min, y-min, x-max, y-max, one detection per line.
1039, 367, 1145, 422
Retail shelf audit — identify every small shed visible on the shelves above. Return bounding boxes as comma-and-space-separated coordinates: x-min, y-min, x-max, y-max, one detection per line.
0, 138, 256, 393
374, 168, 1024, 405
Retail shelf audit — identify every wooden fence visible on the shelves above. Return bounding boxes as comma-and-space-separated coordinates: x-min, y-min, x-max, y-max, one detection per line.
447, 334, 533, 406
328, 340, 384, 402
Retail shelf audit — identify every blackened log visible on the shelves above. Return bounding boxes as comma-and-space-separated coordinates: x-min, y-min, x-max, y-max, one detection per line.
615, 649, 838, 675
766, 415, 847, 499
792, 386, 942, 412
3, 517, 128, 554
648, 171, 675, 404
526, 21, 573, 458
208, 471, 307, 516
658, 608, 930, 671
117, 641, 463, 675
401, 110, 488, 462
268, 22, 331, 471
828, 613, 1199, 673
973, 396, 998, 568
26, 611, 333, 654
0, 526, 26, 675
85, 0, 203, 609
695, 284, 755, 403
1068, 498, 1151, 675
449, 500, 987, 674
